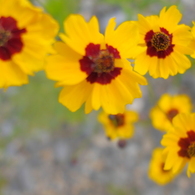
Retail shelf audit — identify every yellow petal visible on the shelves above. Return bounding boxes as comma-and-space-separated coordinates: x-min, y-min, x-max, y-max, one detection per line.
134, 52, 156, 76
171, 50, 191, 74
173, 24, 192, 47
187, 158, 195, 177
60, 14, 104, 56
105, 20, 140, 58
59, 80, 93, 112
137, 14, 152, 35
100, 84, 125, 114
105, 17, 116, 39
0, 60, 28, 88
115, 68, 147, 101
159, 6, 182, 33
91, 83, 101, 111
45, 43, 87, 85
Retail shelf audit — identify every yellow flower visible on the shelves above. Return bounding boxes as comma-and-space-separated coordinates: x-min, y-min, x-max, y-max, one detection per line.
134, 5, 193, 79
98, 110, 138, 140
0, 0, 58, 88
161, 113, 195, 177
150, 94, 192, 132
148, 147, 179, 185
45, 14, 147, 114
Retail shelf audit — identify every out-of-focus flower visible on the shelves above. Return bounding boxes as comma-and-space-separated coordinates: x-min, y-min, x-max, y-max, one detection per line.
150, 94, 192, 132
45, 14, 147, 114
134, 5, 193, 79
0, 0, 58, 88
98, 110, 138, 140
148, 147, 179, 185
161, 113, 195, 177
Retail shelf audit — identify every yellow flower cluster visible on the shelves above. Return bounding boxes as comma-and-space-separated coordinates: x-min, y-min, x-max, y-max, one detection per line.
148, 94, 195, 184
44, 5, 195, 115
2, 0, 195, 185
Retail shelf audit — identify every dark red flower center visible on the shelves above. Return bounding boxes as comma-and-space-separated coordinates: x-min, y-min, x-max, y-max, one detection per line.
0, 16, 26, 61
92, 49, 114, 73
108, 114, 125, 127
145, 28, 174, 59
166, 108, 179, 122
151, 32, 170, 51
79, 43, 121, 84
178, 130, 195, 158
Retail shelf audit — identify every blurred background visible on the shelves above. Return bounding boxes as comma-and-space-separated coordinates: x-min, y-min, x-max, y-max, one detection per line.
1, 0, 195, 194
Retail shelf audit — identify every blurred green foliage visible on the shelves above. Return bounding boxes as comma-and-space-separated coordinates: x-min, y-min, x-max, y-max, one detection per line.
43, 0, 79, 31
0, 73, 86, 152
99, 0, 180, 19
1, 71, 85, 129
34, 0, 80, 31
108, 184, 138, 195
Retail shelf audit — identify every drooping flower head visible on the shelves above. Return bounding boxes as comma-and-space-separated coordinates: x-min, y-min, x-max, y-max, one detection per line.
0, 0, 58, 88
150, 94, 192, 131
134, 5, 193, 79
161, 113, 195, 177
98, 109, 138, 140
148, 147, 179, 185
45, 14, 147, 114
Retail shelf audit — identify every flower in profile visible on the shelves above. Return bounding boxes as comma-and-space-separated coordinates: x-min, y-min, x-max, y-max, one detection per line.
134, 5, 193, 79
98, 109, 138, 140
161, 113, 195, 177
0, 0, 58, 88
148, 147, 179, 185
45, 14, 147, 114
150, 94, 192, 131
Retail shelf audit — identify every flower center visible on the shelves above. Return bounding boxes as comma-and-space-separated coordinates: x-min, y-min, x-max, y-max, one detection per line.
80, 43, 121, 84
178, 130, 195, 158
145, 28, 174, 58
109, 114, 125, 127
151, 32, 170, 51
187, 142, 195, 158
0, 29, 11, 46
166, 109, 179, 122
0, 16, 26, 61
91, 49, 114, 73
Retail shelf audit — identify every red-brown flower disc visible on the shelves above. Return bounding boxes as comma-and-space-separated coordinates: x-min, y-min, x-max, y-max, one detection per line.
0, 16, 26, 60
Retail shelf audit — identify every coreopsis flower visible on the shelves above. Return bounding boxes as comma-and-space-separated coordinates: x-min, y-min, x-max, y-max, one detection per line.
0, 0, 58, 88
161, 113, 195, 177
98, 110, 138, 140
148, 148, 179, 185
150, 94, 192, 132
134, 5, 193, 79
45, 14, 147, 114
